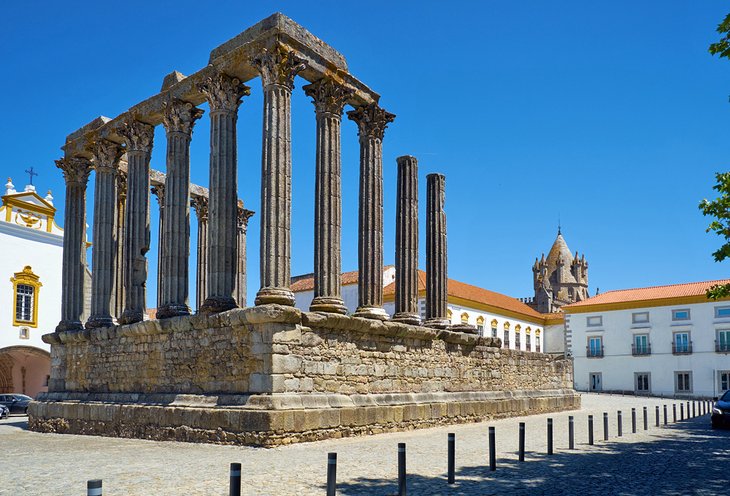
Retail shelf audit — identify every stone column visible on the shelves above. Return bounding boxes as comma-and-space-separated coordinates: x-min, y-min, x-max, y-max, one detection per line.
424, 173, 450, 328
157, 99, 204, 319
119, 117, 155, 325
114, 170, 127, 320
151, 184, 164, 309
191, 195, 209, 312
86, 140, 123, 329
347, 104, 395, 320
198, 73, 250, 314
393, 155, 420, 325
303, 78, 352, 314
55, 157, 92, 332
235, 203, 254, 308
253, 44, 305, 307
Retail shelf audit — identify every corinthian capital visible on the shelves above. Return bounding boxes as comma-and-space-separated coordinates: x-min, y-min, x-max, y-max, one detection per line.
55, 156, 92, 185
162, 98, 204, 135
119, 117, 155, 153
198, 73, 250, 113
191, 195, 209, 221
237, 202, 255, 232
347, 104, 396, 141
90, 139, 123, 172
252, 44, 306, 90
302, 78, 353, 116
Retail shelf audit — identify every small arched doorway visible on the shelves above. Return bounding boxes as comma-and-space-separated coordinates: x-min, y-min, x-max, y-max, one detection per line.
0, 346, 51, 398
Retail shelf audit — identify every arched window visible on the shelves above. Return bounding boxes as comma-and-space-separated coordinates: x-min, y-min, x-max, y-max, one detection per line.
447, 309, 453, 322
476, 316, 485, 336
11, 266, 42, 328
535, 329, 541, 352
460, 312, 469, 324
503, 322, 510, 349
490, 319, 498, 338
525, 327, 532, 351
514, 324, 522, 349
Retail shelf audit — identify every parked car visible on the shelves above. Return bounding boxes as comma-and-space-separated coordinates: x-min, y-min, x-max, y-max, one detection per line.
711, 391, 730, 429
0, 394, 32, 415
0, 404, 8, 419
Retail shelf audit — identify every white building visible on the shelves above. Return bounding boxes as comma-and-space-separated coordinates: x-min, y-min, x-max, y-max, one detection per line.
564, 279, 730, 398
0, 177, 65, 397
292, 268, 562, 353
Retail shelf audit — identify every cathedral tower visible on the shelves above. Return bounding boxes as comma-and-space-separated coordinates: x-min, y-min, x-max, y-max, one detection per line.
531, 228, 588, 313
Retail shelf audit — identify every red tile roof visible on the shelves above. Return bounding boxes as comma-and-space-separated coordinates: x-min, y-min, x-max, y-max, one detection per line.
290, 267, 393, 292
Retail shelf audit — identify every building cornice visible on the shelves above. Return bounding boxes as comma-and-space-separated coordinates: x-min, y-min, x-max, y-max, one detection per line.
564, 294, 730, 314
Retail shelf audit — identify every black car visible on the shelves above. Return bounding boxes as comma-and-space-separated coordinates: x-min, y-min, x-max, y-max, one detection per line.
0, 394, 32, 415
712, 390, 730, 429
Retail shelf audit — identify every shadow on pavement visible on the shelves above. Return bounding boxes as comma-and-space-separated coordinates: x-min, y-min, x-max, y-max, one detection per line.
333, 418, 730, 496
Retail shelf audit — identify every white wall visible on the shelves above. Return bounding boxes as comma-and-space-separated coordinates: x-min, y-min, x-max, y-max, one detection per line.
569, 301, 730, 397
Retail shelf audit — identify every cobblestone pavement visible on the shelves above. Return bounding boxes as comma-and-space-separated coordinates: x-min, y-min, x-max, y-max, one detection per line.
1, 394, 728, 495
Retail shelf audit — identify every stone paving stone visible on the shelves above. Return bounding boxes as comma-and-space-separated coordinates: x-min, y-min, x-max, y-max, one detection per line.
1, 393, 727, 495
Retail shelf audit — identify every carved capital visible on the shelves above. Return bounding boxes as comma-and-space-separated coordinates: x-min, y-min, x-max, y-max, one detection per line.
55, 157, 92, 186
151, 184, 165, 207
252, 44, 306, 90
347, 104, 396, 141
237, 203, 255, 232
162, 98, 204, 135
117, 170, 128, 201
191, 195, 209, 222
119, 117, 155, 153
198, 73, 250, 113
303, 78, 352, 117
90, 139, 123, 172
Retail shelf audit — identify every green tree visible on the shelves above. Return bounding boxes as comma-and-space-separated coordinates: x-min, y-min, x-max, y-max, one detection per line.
710, 13, 730, 59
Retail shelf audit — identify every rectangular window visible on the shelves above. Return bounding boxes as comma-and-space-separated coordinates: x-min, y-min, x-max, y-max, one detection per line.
633, 334, 650, 355
526, 334, 531, 351
717, 330, 730, 352
536, 336, 541, 353
672, 309, 690, 321
632, 312, 649, 324
675, 371, 692, 393
477, 324, 484, 336
673, 332, 691, 354
716, 306, 730, 318
19, 327, 29, 340
587, 336, 603, 357
491, 326, 497, 338
515, 332, 521, 350
15, 284, 34, 322
635, 372, 650, 393
587, 316, 602, 327
503, 330, 510, 349
719, 371, 730, 392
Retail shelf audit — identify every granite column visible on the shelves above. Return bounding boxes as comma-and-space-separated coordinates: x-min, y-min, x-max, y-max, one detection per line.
393, 155, 420, 324
235, 203, 254, 308
191, 196, 209, 312
151, 184, 165, 309
425, 173, 449, 328
113, 171, 127, 320
347, 104, 395, 319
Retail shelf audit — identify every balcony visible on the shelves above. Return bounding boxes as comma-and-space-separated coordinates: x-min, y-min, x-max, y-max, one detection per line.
672, 342, 693, 355
586, 345, 604, 358
716, 341, 730, 353
631, 343, 651, 356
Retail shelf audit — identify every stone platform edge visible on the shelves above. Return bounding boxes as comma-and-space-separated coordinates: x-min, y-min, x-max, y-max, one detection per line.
29, 389, 580, 447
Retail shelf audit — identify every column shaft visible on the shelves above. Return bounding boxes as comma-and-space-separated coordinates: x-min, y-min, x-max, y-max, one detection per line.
198, 73, 249, 314
114, 171, 127, 320
86, 140, 122, 329
425, 173, 449, 328
119, 118, 154, 325
55, 157, 92, 332
254, 45, 305, 306
347, 104, 395, 320
192, 196, 209, 312
152, 184, 165, 309
234, 205, 253, 308
393, 155, 420, 324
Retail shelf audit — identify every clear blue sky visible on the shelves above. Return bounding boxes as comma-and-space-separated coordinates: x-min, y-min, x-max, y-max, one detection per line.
2, 1, 729, 306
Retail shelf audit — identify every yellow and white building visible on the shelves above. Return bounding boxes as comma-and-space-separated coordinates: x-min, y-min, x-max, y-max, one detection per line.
0, 177, 64, 397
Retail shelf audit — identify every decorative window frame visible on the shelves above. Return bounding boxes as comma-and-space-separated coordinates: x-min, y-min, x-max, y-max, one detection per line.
11, 265, 42, 328
460, 312, 470, 324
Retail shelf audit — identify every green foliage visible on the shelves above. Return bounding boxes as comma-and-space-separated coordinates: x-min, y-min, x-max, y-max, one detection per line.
700, 173, 730, 299
709, 13, 730, 59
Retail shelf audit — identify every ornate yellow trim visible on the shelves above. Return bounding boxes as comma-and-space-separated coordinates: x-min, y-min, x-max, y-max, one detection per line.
460, 312, 469, 324
535, 329, 541, 336
504, 321, 510, 330
476, 316, 485, 325
490, 319, 498, 327
447, 309, 453, 320
10, 266, 42, 328
2, 195, 55, 216
525, 326, 532, 334
515, 324, 521, 332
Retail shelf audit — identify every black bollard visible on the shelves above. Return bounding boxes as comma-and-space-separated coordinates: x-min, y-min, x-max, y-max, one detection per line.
489, 427, 496, 471
655, 405, 660, 427
588, 415, 594, 445
693, 401, 696, 418
568, 416, 575, 450
518, 422, 525, 462
617, 411, 623, 437
673, 404, 677, 423
664, 405, 668, 425
643, 406, 648, 430
686, 401, 690, 418
327, 453, 337, 496
87, 480, 102, 496
680, 403, 684, 421
447, 433, 455, 484
229, 463, 241, 496
631, 408, 636, 434
547, 418, 554, 455
603, 412, 609, 441
398, 443, 407, 496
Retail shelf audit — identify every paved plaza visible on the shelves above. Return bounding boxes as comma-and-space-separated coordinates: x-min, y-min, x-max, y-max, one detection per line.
1, 393, 728, 495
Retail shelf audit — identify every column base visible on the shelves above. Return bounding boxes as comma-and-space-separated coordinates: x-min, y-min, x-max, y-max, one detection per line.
255, 287, 295, 306
392, 312, 422, 325
85, 315, 115, 329
55, 319, 84, 332
156, 304, 191, 319
449, 323, 479, 335
353, 306, 389, 320
309, 296, 348, 315
199, 296, 238, 315
119, 309, 145, 325
423, 318, 450, 329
